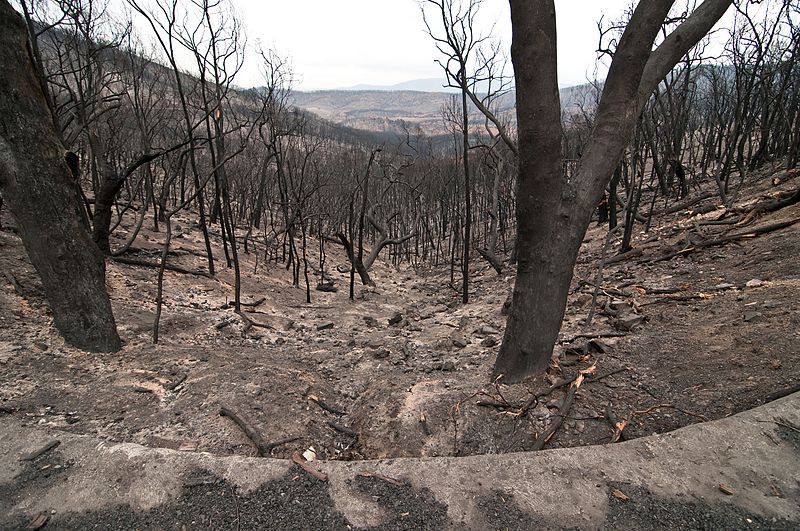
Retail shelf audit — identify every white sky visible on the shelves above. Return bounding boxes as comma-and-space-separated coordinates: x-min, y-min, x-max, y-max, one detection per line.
235, 0, 634, 90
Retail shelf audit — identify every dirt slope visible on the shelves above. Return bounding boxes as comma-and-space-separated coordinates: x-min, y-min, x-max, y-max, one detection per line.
0, 167, 798, 461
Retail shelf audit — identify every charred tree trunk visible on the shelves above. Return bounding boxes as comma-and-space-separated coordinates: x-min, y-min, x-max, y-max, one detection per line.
336, 232, 373, 286
495, 0, 733, 383
0, 0, 121, 352
492, 1, 568, 380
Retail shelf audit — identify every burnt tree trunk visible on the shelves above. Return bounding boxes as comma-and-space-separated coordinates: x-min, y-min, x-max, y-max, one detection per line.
494, 0, 732, 382
0, 0, 121, 352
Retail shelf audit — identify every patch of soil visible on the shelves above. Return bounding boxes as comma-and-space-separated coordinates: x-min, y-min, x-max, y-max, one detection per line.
2, 465, 452, 530
351, 475, 451, 530
0, 169, 799, 463
476, 490, 560, 530
6, 465, 348, 530
602, 484, 799, 531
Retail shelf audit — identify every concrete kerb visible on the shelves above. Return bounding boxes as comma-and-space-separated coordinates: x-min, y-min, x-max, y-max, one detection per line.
1, 392, 798, 529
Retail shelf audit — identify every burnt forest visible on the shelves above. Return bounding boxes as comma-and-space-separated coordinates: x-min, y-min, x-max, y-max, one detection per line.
1, 0, 799, 529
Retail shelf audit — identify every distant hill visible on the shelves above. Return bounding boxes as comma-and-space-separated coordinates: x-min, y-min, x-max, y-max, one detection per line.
290, 82, 599, 136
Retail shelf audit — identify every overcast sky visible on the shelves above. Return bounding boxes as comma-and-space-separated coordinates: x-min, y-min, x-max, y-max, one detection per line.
234, 0, 634, 91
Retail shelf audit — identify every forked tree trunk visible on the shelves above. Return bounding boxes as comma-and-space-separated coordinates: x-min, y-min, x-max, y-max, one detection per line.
0, 0, 121, 352
494, 0, 733, 383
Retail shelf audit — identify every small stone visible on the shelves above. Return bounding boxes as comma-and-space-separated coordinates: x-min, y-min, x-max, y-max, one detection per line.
478, 325, 500, 335
763, 300, 781, 309
316, 282, 337, 293
745, 279, 764, 288
481, 337, 498, 348
574, 294, 592, 308
743, 311, 762, 323
34, 341, 49, 351
317, 322, 334, 331
363, 316, 379, 327
714, 283, 736, 291
531, 403, 550, 419
372, 349, 390, 359
452, 337, 468, 349
614, 313, 645, 331
608, 300, 629, 312
441, 360, 456, 371
588, 339, 612, 353
388, 313, 403, 326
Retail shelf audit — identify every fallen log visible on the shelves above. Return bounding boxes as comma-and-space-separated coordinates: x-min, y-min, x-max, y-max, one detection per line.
661, 191, 717, 215
737, 187, 800, 225
604, 247, 643, 265
111, 257, 215, 279
477, 247, 504, 274
234, 310, 272, 335
559, 331, 628, 344
164, 373, 187, 392
650, 217, 800, 263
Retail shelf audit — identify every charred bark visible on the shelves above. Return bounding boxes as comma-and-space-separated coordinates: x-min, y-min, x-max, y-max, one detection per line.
0, 0, 121, 352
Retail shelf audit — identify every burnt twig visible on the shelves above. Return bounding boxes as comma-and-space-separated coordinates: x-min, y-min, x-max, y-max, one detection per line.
220, 405, 298, 457
327, 421, 358, 437
308, 394, 347, 416
291, 452, 328, 481
532, 365, 596, 451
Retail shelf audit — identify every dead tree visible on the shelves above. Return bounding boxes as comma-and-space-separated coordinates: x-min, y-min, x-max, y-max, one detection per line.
0, 0, 121, 352
494, 0, 734, 383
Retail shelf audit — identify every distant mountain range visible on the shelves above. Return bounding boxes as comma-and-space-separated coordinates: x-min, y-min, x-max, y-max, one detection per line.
336, 78, 459, 93
335, 77, 583, 93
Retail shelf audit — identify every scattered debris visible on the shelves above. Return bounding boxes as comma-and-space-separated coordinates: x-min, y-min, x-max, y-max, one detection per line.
611, 489, 630, 502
